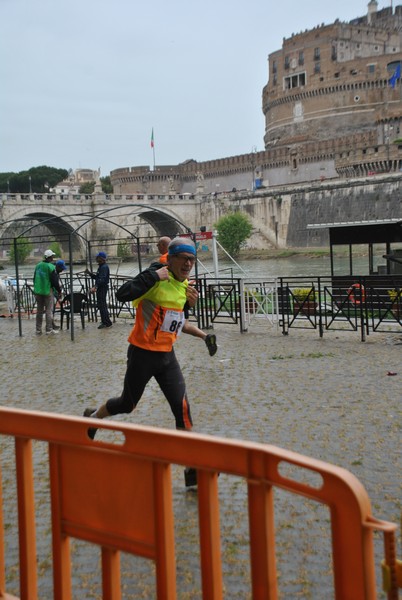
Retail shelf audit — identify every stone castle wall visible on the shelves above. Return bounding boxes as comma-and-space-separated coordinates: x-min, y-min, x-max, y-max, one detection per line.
108, 5, 402, 250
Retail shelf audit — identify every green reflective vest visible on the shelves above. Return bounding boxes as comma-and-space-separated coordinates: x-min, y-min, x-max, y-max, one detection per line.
33, 261, 55, 296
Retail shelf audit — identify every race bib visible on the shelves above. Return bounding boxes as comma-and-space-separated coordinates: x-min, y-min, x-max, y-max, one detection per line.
161, 309, 185, 336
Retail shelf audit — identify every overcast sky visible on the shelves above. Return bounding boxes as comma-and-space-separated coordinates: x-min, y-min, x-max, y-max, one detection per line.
0, 0, 387, 176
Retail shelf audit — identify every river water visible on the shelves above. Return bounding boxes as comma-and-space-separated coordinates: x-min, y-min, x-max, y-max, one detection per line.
117, 252, 375, 279
1, 252, 375, 281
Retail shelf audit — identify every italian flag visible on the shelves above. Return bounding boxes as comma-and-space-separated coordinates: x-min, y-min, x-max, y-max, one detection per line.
150, 128, 154, 148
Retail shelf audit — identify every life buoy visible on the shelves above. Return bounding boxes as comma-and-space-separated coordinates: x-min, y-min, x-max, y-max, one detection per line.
348, 283, 365, 304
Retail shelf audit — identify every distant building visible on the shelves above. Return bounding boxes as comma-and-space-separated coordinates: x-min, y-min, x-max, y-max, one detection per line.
53, 168, 100, 194
111, 2, 402, 195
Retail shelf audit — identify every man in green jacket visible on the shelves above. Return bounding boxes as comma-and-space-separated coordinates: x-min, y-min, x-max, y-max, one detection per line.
33, 249, 62, 335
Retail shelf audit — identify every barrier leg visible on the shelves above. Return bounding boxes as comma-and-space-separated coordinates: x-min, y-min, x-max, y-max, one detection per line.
198, 471, 223, 599
102, 547, 121, 600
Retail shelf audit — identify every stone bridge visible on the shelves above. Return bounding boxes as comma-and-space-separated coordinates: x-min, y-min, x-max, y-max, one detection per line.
1, 172, 402, 257
0, 189, 286, 257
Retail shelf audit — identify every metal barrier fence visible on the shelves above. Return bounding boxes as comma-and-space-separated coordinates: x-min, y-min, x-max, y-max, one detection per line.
4, 274, 402, 341
278, 276, 402, 342
0, 407, 400, 599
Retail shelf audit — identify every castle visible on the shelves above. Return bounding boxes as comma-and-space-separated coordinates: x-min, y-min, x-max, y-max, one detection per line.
110, 1, 402, 197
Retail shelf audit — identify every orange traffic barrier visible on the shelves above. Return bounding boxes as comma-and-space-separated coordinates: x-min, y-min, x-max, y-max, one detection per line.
0, 407, 400, 599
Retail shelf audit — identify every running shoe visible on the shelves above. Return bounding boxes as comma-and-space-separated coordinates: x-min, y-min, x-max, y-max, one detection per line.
204, 333, 217, 356
83, 408, 98, 440
184, 467, 197, 487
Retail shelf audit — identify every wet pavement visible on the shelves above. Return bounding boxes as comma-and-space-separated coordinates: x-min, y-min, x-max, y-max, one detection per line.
0, 313, 401, 598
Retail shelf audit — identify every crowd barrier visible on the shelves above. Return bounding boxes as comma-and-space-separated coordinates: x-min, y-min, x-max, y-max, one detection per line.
0, 407, 400, 599
5, 273, 402, 340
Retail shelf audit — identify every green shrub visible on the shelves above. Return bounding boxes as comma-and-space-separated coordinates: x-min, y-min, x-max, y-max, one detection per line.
292, 288, 316, 302
9, 236, 33, 265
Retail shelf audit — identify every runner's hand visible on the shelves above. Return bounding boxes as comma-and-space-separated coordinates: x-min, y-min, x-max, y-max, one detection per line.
186, 285, 199, 307
156, 266, 169, 281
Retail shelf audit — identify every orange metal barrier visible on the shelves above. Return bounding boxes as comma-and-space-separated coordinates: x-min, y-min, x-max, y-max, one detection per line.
0, 407, 400, 600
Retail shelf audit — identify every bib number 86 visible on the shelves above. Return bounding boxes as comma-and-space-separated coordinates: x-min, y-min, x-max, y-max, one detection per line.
161, 310, 185, 335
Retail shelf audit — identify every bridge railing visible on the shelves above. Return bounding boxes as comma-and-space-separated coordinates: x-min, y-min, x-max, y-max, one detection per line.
0, 407, 400, 599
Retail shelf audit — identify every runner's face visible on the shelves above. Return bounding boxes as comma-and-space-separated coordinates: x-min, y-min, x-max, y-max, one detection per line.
168, 253, 195, 281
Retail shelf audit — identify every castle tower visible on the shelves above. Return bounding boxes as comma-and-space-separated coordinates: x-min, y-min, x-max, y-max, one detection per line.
262, 3, 402, 160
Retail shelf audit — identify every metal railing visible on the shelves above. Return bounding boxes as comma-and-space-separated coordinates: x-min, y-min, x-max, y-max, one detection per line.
278, 276, 402, 341
4, 274, 402, 341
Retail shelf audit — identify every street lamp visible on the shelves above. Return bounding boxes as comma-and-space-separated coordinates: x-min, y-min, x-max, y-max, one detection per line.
7, 180, 10, 194
29, 176, 32, 194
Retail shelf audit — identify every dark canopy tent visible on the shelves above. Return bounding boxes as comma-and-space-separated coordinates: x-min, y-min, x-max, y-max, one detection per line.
307, 219, 402, 277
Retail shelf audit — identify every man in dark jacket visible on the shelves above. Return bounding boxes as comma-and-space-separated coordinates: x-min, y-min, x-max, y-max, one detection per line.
52, 259, 67, 330
85, 251, 112, 329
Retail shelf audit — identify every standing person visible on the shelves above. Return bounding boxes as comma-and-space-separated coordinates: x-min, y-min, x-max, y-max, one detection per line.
156, 236, 171, 265
33, 249, 62, 335
52, 259, 67, 330
83, 237, 202, 486
155, 236, 217, 356
85, 251, 112, 329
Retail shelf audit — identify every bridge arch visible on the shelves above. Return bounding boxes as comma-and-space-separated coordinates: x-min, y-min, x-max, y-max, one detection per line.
0, 210, 87, 256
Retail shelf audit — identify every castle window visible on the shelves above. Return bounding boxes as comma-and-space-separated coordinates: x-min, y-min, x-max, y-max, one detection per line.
273, 74, 277, 85
272, 60, 277, 73
368, 64, 375, 74
284, 55, 290, 69
331, 46, 337, 60
314, 47, 320, 60
283, 71, 306, 90
299, 51, 304, 65
314, 62, 321, 73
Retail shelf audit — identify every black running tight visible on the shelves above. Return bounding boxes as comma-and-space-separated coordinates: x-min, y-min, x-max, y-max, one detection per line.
106, 344, 193, 430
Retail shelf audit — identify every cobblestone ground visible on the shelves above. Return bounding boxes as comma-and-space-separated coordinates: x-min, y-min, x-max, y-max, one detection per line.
0, 313, 401, 599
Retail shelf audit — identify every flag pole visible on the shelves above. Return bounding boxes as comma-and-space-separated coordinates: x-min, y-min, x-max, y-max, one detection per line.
151, 127, 155, 171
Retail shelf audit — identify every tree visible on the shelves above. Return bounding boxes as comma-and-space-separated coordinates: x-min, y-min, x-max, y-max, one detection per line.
117, 240, 132, 261
0, 166, 68, 193
214, 211, 253, 257
49, 242, 62, 258
79, 182, 95, 194
79, 177, 113, 195
101, 176, 113, 194
9, 236, 33, 265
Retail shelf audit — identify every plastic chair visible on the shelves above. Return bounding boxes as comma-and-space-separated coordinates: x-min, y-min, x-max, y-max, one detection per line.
60, 293, 88, 330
